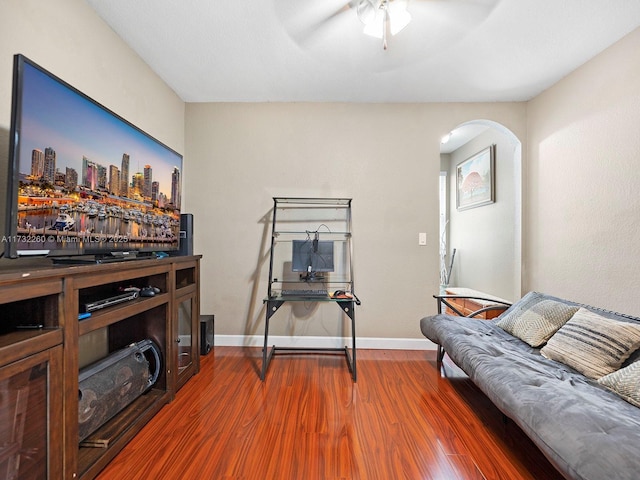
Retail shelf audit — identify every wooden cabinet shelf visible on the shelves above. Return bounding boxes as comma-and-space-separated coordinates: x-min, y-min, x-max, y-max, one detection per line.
77, 389, 167, 478
176, 282, 197, 296
78, 294, 169, 336
0, 255, 201, 480
0, 329, 63, 364
443, 287, 510, 319
175, 265, 196, 290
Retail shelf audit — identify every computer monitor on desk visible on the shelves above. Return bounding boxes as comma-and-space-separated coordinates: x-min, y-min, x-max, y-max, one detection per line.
292, 239, 334, 279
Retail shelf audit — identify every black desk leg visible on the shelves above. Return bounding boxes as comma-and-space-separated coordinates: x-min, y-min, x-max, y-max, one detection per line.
261, 300, 283, 381
339, 300, 357, 382
262, 299, 356, 382
260, 313, 270, 381
351, 308, 357, 381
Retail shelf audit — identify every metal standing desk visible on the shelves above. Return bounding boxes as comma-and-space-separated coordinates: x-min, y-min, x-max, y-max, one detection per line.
261, 294, 359, 381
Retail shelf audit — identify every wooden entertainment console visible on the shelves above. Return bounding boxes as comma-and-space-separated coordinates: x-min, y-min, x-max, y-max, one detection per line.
0, 255, 201, 479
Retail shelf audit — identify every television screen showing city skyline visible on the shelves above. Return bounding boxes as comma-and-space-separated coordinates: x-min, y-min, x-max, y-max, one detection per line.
5, 55, 183, 257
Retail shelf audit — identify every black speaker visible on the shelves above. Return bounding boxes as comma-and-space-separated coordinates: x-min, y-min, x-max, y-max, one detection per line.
179, 213, 193, 256
78, 339, 161, 442
200, 315, 214, 355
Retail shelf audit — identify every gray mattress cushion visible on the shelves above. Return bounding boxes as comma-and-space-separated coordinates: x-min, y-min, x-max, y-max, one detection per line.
420, 312, 640, 480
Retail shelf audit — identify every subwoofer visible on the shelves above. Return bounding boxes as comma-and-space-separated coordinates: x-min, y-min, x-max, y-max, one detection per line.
78, 339, 161, 443
200, 315, 214, 355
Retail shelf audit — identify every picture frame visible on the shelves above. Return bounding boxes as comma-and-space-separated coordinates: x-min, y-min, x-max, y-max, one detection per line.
456, 145, 495, 211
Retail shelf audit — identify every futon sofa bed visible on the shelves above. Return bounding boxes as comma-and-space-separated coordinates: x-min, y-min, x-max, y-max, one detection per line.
420, 291, 640, 480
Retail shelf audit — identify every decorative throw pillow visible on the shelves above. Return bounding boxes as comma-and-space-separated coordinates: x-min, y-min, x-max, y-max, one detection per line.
598, 361, 640, 408
496, 292, 579, 347
541, 308, 640, 379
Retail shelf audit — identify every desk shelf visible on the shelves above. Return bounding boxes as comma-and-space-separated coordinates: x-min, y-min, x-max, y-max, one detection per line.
263, 198, 359, 381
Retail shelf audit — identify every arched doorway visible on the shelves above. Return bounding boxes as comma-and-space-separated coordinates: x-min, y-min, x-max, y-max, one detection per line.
439, 119, 521, 300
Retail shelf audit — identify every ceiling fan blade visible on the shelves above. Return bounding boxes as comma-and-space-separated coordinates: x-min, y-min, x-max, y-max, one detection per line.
278, 0, 354, 47
357, 0, 378, 25
411, 0, 499, 31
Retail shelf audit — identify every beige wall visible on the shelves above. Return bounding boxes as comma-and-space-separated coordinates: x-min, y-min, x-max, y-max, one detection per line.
3, 0, 638, 341
185, 102, 526, 339
0, 0, 184, 149
446, 127, 518, 301
0, 0, 185, 241
525, 27, 640, 315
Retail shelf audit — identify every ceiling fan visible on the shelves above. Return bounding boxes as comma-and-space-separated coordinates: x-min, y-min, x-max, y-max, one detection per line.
356, 0, 412, 50
275, 0, 499, 61
354, 0, 496, 51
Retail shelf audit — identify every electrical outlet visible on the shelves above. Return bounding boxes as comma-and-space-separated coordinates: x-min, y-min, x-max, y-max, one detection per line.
418, 232, 427, 245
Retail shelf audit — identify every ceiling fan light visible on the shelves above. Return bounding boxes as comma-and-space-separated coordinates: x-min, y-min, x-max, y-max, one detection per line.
363, 12, 384, 38
362, 1, 411, 39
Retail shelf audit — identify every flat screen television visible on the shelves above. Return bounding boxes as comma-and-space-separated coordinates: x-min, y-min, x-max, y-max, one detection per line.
291, 239, 334, 274
4, 54, 183, 260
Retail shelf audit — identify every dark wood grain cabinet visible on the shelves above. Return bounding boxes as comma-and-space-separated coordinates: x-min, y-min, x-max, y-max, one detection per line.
0, 255, 201, 480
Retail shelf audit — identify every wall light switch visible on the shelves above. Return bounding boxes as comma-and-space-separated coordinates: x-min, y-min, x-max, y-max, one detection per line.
418, 232, 427, 246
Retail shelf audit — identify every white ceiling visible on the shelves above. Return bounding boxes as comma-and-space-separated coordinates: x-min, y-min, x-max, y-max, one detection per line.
440, 123, 489, 154
85, 0, 640, 104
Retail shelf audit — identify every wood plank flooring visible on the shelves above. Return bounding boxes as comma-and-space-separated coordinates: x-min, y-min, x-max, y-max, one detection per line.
95, 347, 564, 479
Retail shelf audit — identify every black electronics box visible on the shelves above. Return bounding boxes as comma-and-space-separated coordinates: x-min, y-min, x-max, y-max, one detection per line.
178, 213, 194, 256
200, 314, 214, 355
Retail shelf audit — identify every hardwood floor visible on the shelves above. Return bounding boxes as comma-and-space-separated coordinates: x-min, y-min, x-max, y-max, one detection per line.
95, 347, 563, 479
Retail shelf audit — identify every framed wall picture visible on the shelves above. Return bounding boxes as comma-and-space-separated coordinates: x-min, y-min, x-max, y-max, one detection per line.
456, 145, 495, 211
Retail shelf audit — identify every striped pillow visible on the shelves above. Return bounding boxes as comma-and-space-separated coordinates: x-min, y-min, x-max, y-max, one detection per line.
598, 361, 640, 408
540, 308, 640, 379
496, 293, 579, 347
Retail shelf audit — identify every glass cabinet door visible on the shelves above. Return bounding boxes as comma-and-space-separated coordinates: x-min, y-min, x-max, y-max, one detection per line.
177, 297, 193, 373
0, 346, 63, 480
173, 261, 200, 392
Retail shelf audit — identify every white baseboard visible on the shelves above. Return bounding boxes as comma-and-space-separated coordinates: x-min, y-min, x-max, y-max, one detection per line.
213, 335, 437, 350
